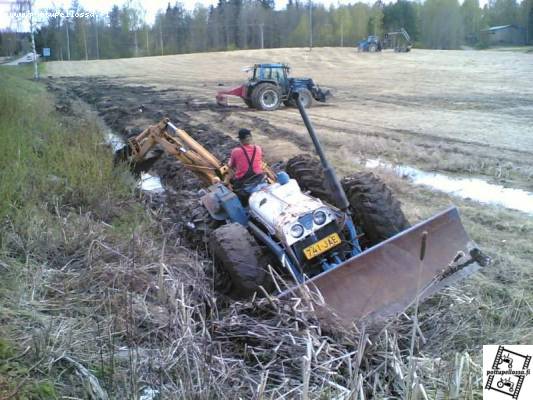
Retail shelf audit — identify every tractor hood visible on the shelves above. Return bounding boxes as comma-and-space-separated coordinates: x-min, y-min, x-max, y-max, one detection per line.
248, 179, 338, 246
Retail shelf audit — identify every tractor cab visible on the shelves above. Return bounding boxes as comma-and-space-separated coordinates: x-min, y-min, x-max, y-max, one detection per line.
249, 63, 290, 84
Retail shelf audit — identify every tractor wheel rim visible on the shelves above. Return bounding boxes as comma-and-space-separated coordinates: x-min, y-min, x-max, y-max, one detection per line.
262, 90, 278, 107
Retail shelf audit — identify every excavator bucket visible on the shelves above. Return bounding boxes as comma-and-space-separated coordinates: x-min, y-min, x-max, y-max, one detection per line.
282, 206, 490, 325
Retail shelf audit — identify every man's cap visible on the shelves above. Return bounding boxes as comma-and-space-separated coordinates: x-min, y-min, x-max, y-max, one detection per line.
238, 128, 252, 140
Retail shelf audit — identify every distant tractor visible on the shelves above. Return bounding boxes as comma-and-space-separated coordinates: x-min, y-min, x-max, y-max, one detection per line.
357, 29, 412, 53
384, 28, 412, 52
357, 36, 382, 52
216, 63, 331, 111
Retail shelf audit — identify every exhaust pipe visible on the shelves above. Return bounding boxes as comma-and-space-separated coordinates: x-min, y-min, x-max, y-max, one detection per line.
293, 92, 349, 211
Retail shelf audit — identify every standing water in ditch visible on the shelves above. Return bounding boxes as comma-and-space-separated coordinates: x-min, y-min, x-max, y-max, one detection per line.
365, 159, 533, 215
105, 131, 164, 193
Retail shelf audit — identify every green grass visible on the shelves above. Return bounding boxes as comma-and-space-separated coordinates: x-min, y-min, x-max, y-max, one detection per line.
0, 67, 137, 398
0, 67, 132, 224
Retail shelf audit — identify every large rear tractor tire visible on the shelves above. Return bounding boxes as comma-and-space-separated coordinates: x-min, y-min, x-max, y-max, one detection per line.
209, 223, 273, 298
285, 154, 331, 203
252, 83, 282, 111
341, 172, 410, 248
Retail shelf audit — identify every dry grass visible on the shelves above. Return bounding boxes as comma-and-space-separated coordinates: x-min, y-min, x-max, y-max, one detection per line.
1, 206, 488, 399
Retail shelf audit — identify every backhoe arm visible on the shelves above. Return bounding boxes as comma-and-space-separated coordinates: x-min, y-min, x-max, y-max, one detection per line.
125, 118, 228, 185
122, 118, 275, 186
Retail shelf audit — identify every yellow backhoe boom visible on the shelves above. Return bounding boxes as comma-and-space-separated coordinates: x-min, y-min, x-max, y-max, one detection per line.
123, 118, 276, 186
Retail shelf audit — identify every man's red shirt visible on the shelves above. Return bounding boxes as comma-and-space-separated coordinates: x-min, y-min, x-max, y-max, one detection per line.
229, 144, 263, 179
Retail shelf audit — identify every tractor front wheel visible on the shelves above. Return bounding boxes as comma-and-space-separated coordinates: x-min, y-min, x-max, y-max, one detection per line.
252, 83, 282, 111
341, 172, 410, 248
297, 89, 313, 108
209, 223, 273, 298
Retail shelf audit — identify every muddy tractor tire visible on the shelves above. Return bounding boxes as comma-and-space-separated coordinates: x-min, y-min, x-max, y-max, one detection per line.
184, 201, 221, 251
209, 223, 272, 298
341, 172, 410, 248
252, 83, 282, 111
283, 89, 313, 108
285, 154, 331, 203
368, 43, 378, 52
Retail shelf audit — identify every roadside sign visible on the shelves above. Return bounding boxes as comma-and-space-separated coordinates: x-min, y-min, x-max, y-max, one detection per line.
43, 48, 51, 57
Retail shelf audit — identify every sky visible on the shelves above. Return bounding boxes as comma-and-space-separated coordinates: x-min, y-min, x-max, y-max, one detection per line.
1, 0, 375, 30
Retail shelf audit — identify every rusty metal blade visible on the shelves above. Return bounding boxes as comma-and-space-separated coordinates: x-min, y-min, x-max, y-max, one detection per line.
283, 206, 489, 325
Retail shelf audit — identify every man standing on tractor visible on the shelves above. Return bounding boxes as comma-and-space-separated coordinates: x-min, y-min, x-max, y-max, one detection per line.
228, 128, 265, 200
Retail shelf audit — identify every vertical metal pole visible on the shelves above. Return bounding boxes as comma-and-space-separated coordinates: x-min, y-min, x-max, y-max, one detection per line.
259, 23, 264, 49
340, 20, 344, 47
295, 94, 349, 211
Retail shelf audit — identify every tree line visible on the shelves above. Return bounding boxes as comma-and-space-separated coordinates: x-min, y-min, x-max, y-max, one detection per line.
1, 0, 532, 59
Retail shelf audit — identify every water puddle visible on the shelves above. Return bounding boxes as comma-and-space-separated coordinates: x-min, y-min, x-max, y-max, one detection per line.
104, 131, 165, 194
365, 159, 533, 215
139, 172, 165, 193
105, 131, 126, 152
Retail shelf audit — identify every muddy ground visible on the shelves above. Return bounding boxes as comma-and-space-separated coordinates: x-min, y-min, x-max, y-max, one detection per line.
45, 46, 533, 352
45, 67, 532, 354
46, 48, 533, 191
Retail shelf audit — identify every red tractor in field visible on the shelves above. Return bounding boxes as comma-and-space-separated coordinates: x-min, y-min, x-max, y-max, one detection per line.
216, 63, 330, 111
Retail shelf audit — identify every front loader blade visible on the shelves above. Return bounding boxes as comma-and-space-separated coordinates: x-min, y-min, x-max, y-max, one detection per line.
283, 206, 489, 326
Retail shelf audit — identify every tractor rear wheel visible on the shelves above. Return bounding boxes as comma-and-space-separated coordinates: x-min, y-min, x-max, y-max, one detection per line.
285, 154, 332, 203
209, 223, 273, 298
252, 83, 282, 111
341, 172, 410, 248
369, 43, 378, 52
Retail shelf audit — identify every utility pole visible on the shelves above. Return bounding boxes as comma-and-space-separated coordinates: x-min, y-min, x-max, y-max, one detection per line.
82, 23, 88, 60
309, 1, 313, 50
340, 20, 344, 47
259, 23, 264, 49
159, 20, 164, 55
65, 18, 71, 61
29, 1, 38, 79
94, 17, 100, 60
145, 28, 149, 55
